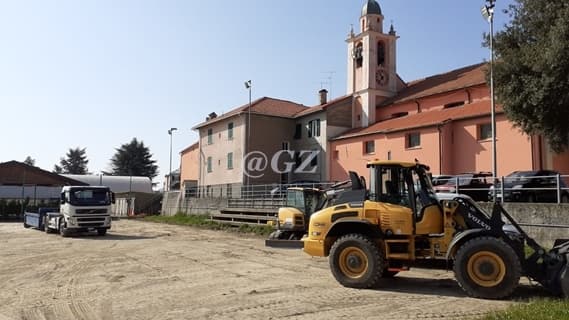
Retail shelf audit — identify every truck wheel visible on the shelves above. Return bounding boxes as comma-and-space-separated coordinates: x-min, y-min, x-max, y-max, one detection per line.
97, 229, 107, 236
454, 236, 521, 299
43, 217, 50, 233
23, 222, 30, 228
59, 220, 70, 238
329, 234, 384, 288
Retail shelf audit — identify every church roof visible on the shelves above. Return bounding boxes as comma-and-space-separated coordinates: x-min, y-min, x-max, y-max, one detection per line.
332, 99, 503, 141
382, 62, 487, 106
362, 0, 382, 16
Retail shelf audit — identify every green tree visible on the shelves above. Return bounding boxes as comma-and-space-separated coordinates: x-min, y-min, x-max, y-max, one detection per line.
491, 0, 569, 153
55, 147, 89, 174
108, 138, 158, 179
23, 156, 35, 166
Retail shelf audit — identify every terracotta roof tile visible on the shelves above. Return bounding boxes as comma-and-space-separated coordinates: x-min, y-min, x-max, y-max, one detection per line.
334, 99, 502, 140
383, 62, 487, 106
192, 97, 307, 129
294, 95, 352, 118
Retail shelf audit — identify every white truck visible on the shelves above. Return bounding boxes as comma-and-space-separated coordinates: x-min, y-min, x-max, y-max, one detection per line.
25, 186, 114, 237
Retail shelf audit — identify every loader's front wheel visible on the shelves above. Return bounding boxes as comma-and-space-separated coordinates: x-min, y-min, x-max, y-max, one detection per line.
329, 234, 383, 288
454, 237, 521, 299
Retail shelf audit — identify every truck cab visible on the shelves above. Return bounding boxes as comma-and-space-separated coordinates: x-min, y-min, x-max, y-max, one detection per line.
45, 186, 114, 236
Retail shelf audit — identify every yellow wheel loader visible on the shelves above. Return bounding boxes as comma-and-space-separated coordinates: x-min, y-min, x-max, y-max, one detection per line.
302, 160, 569, 299
265, 180, 354, 248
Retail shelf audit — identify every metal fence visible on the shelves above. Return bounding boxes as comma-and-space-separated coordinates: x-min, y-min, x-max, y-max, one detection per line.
183, 182, 336, 200
433, 174, 569, 204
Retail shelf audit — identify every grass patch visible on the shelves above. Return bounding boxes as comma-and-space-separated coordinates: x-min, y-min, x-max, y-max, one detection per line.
144, 213, 274, 237
481, 299, 569, 320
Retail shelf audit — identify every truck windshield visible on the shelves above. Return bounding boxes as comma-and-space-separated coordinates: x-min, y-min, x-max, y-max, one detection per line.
69, 189, 110, 206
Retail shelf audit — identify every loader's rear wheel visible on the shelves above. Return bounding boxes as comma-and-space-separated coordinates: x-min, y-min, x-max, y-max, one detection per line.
329, 234, 384, 288
454, 237, 521, 299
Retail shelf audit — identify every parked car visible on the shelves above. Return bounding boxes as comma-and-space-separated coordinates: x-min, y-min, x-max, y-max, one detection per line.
489, 170, 569, 203
431, 174, 455, 186
434, 172, 493, 201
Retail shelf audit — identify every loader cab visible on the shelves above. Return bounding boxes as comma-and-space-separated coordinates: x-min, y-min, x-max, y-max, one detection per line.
368, 161, 442, 234
285, 188, 325, 219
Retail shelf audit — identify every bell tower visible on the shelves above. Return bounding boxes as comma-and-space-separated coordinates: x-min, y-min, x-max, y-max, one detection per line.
347, 0, 398, 128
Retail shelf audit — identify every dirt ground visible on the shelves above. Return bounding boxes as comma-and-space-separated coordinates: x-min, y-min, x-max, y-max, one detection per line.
0, 220, 546, 320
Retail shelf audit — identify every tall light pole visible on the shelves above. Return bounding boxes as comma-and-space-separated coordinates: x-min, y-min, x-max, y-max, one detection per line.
482, 0, 497, 199
244, 80, 252, 189
168, 127, 178, 191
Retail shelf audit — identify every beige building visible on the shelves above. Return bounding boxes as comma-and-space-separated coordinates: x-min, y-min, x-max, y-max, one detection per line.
184, 93, 353, 197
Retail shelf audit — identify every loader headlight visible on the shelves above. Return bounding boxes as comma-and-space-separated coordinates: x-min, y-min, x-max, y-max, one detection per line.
311, 231, 321, 236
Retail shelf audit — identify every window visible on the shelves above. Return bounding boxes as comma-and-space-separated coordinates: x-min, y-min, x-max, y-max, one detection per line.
377, 41, 385, 66
227, 152, 233, 169
364, 141, 375, 154
207, 128, 213, 144
294, 124, 302, 139
478, 123, 492, 140
228, 122, 234, 140
387, 151, 392, 160
308, 119, 321, 138
227, 184, 232, 198
207, 157, 212, 173
354, 43, 363, 68
407, 132, 421, 148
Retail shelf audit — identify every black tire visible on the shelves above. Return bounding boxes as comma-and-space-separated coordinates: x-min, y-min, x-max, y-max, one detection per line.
23, 222, 30, 228
454, 236, 521, 299
97, 229, 107, 236
59, 219, 70, 238
382, 270, 399, 278
329, 234, 384, 288
527, 194, 536, 203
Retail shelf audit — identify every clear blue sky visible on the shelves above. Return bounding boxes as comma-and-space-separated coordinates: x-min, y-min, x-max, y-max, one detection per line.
0, 0, 514, 188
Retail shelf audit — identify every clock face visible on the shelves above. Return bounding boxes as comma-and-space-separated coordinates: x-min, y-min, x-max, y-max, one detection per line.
376, 69, 388, 86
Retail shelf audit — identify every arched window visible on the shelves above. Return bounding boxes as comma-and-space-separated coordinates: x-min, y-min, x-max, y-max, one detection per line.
377, 41, 385, 66
354, 43, 363, 68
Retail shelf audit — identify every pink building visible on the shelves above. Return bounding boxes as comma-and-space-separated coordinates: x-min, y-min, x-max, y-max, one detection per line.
328, 1, 569, 181
180, 0, 569, 193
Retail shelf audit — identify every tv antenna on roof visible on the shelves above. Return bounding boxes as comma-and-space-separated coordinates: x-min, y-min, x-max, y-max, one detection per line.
321, 71, 336, 97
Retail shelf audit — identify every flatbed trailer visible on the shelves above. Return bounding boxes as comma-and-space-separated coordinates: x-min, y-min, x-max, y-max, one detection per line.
23, 207, 59, 231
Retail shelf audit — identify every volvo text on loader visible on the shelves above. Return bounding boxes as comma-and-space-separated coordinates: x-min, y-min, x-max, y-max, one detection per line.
302, 160, 569, 299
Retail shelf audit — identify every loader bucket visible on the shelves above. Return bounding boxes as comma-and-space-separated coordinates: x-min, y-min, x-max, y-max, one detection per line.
546, 240, 569, 297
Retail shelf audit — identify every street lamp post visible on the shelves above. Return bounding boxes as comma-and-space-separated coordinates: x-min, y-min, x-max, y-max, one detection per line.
168, 127, 178, 191
482, 0, 497, 199
244, 80, 252, 191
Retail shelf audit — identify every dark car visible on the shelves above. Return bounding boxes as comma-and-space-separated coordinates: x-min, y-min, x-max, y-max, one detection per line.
489, 170, 569, 203
434, 172, 493, 201
431, 175, 455, 186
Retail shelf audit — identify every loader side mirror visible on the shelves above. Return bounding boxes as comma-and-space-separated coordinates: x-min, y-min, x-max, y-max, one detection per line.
111, 192, 116, 204
60, 193, 66, 204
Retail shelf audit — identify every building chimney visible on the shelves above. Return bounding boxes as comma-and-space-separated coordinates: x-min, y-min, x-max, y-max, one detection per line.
319, 89, 328, 105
